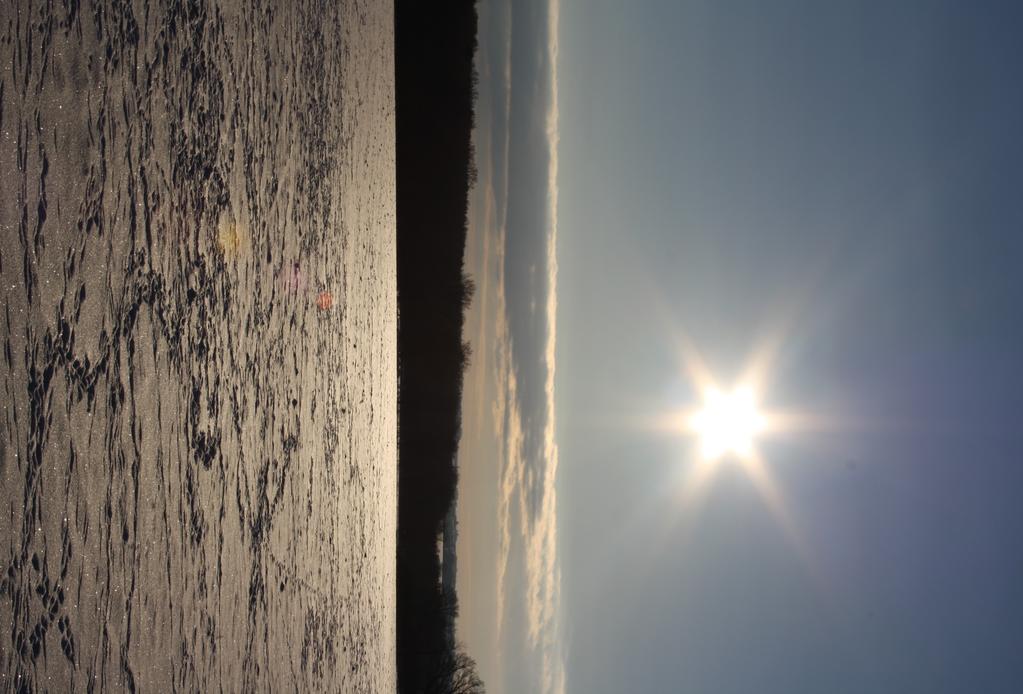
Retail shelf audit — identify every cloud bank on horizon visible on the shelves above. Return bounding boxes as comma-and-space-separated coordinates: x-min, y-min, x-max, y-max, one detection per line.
460, 0, 563, 692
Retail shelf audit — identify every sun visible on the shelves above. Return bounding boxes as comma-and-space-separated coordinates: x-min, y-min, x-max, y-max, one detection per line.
689, 386, 765, 460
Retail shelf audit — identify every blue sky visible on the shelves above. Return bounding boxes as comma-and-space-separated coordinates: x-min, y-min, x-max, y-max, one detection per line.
459, 2, 1023, 692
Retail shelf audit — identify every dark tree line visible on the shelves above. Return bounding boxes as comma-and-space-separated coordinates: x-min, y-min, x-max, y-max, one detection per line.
394, 1, 484, 692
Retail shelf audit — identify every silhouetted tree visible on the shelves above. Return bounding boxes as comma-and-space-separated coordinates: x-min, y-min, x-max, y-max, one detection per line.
467, 141, 479, 189
460, 272, 476, 310
423, 645, 486, 694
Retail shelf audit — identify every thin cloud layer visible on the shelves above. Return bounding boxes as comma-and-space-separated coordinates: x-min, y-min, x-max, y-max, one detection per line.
460, 1, 562, 692
493, 1, 563, 692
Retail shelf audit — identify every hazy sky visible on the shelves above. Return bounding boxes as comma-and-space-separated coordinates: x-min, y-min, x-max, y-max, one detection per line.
460, 2, 1023, 693
457, 0, 561, 692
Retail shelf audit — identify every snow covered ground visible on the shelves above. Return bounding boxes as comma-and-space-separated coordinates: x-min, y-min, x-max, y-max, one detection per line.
1, 0, 396, 690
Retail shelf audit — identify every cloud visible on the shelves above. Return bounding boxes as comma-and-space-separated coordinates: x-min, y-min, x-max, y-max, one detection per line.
533, 0, 563, 690
491, 1, 564, 692
464, 1, 562, 691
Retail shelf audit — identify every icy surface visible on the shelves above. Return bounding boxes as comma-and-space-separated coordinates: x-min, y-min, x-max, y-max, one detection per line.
0, 0, 396, 690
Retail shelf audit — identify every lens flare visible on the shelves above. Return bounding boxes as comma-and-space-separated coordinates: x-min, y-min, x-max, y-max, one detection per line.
217, 218, 246, 258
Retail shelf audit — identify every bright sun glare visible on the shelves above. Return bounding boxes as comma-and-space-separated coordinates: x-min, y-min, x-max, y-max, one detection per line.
689, 386, 765, 460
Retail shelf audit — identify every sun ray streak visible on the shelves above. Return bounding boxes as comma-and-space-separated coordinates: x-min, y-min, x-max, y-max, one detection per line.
739, 451, 808, 560
676, 456, 719, 509
672, 332, 718, 396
